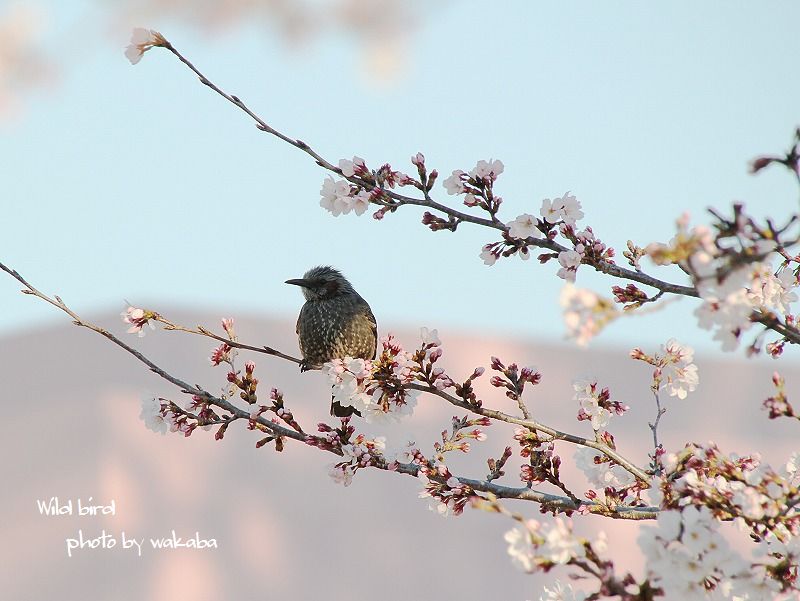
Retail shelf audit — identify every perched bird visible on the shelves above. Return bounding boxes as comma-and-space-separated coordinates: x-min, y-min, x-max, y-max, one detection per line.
286, 266, 377, 417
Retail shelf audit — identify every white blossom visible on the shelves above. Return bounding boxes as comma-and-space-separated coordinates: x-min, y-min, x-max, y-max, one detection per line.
470, 158, 504, 181
443, 169, 465, 194
556, 249, 582, 282
504, 520, 539, 572
506, 213, 539, 240
539, 582, 587, 601
479, 245, 498, 266
420, 327, 441, 346
125, 28, 165, 64
748, 264, 798, 315
320, 176, 352, 216
540, 192, 584, 226
560, 285, 619, 347
139, 397, 168, 434
338, 155, 365, 177
574, 447, 636, 489
541, 518, 584, 564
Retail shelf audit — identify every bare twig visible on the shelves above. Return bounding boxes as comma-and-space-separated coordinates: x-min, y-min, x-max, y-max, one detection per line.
156, 317, 302, 364
648, 390, 666, 475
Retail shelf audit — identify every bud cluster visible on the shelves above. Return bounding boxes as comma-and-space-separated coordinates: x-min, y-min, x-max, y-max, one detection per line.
432, 415, 490, 461
489, 356, 541, 402
418, 463, 475, 517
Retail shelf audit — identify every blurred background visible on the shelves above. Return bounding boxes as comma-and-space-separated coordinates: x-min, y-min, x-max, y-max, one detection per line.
1, 1, 799, 599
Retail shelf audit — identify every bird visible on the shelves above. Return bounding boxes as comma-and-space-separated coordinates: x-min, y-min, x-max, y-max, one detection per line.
285, 266, 377, 417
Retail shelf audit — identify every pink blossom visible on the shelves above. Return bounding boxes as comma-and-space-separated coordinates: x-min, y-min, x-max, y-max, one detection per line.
121, 306, 156, 337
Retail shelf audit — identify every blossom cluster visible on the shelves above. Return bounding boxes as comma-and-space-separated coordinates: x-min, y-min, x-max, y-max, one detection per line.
648, 213, 800, 353
432, 415, 490, 461
660, 442, 800, 550
639, 506, 794, 600
763, 371, 798, 420
139, 395, 217, 438
504, 517, 589, 572
409, 327, 455, 391
320, 155, 415, 219
488, 356, 541, 402
630, 338, 699, 400
559, 285, 619, 347
323, 334, 419, 424
417, 463, 474, 516
480, 191, 587, 267
328, 434, 387, 487
573, 446, 636, 492
573, 379, 628, 432
513, 428, 563, 488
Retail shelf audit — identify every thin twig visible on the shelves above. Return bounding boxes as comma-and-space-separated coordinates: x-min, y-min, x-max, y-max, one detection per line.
648, 390, 666, 475
406, 383, 651, 483
157, 318, 302, 364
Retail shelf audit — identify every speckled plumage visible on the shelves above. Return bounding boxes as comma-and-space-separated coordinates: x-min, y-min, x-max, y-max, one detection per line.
296, 294, 377, 368
286, 266, 377, 417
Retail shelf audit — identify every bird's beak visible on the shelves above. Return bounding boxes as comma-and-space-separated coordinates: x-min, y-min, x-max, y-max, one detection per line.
285, 278, 310, 288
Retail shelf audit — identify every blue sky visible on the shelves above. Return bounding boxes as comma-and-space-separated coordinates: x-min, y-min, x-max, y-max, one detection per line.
2, 1, 799, 355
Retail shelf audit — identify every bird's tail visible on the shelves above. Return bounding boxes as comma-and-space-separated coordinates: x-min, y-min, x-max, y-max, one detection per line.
330, 398, 362, 418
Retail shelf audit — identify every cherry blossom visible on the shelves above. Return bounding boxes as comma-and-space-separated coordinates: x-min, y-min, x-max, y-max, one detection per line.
556, 249, 582, 282
140, 397, 169, 434
505, 517, 585, 573
560, 285, 619, 346
121, 306, 156, 337
124, 28, 167, 65
540, 192, 584, 226
319, 177, 370, 216
574, 447, 636, 489
506, 213, 539, 240
338, 156, 367, 178
443, 169, 466, 195
479, 244, 499, 266
573, 379, 628, 431
538, 582, 587, 601
469, 158, 504, 182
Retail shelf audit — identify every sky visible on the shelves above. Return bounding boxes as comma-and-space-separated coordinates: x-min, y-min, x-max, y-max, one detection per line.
2, 1, 800, 356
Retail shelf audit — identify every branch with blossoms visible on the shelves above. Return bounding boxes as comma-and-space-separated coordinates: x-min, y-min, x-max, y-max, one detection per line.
4, 28, 799, 600
126, 29, 800, 357
2, 260, 665, 520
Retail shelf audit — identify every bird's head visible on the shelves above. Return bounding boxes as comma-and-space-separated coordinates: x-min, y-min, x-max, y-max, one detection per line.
285, 266, 357, 302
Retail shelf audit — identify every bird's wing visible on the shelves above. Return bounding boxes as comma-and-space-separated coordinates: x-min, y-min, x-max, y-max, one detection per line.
366, 306, 377, 334
295, 303, 307, 335
363, 304, 378, 358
